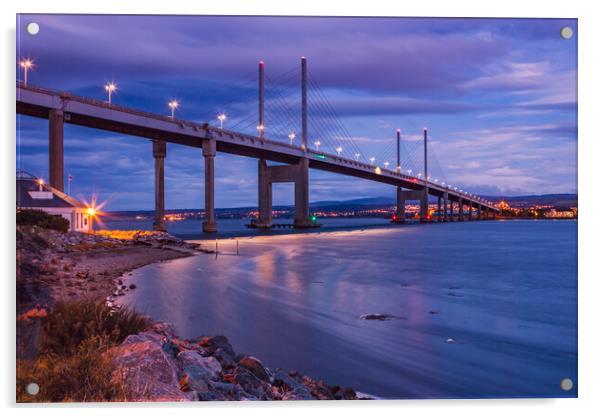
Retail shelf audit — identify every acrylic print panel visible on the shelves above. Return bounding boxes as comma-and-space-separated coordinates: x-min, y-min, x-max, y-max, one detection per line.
15, 14, 577, 402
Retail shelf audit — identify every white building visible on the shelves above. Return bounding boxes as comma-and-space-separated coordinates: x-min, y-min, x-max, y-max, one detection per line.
16, 171, 93, 232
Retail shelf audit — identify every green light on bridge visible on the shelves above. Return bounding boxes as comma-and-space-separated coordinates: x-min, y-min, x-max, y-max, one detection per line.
310, 215, 317, 222
315, 154, 326, 160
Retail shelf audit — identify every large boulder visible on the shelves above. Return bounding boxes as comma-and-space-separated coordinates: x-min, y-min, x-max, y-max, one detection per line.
177, 350, 222, 392
111, 332, 186, 402
237, 356, 270, 382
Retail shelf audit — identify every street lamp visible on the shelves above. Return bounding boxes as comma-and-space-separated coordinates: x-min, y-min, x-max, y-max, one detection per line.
369, 157, 376, 165
314, 140, 321, 151
218, 113, 226, 129
354, 153, 360, 161
104, 82, 117, 104
36, 177, 44, 191
384, 161, 390, 169
257, 124, 265, 135
288, 132, 296, 146
336, 146, 343, 156
168, 100, 180, 118
19, 59, 34, 86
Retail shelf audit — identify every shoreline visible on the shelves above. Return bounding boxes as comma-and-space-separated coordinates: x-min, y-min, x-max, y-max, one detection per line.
16, 226, 361, 402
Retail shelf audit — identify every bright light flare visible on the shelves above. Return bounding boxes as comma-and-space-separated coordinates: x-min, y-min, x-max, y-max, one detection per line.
168, 100, 180, 118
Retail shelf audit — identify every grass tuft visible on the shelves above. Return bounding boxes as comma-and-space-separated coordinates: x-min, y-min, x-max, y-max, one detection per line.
17, 299, 151, 402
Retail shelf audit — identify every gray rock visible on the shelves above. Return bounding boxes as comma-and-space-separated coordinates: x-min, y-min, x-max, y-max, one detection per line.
237, 356, 270, 382
177, 350, 222, 392
111, 334, 186, 401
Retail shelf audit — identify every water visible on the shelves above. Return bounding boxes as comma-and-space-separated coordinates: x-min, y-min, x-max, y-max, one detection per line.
118, 219, 577, 399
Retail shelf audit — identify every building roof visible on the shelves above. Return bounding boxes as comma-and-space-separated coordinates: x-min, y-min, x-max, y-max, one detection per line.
16, 171, 86, 209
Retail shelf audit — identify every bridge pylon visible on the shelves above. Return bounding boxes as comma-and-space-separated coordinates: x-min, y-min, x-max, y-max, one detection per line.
152, 140, 167, 232
202, 139, 217, 233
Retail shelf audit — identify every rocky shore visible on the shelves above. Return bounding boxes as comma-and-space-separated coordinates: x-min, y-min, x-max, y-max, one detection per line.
113, 322, 358, 401
17, 226, 360, 401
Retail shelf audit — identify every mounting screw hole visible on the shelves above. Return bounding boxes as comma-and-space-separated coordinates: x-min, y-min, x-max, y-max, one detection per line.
26, 382, 40, 395
560, 378, 573, 391
560, 27, 573, 40
26, 22, 40, 35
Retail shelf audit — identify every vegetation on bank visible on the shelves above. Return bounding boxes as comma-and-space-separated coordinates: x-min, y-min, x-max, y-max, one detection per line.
17, 209, 70, 232
92, 230, 164, 240
17, 299, 151, 402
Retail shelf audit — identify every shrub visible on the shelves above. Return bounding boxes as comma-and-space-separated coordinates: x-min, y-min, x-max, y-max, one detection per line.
17, 209, 70, 232
16, 299, 150, 402
40, 299, 151, 356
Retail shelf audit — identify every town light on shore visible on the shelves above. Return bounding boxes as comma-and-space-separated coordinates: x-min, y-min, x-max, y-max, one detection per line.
104, 82, 117, 104
168, 100, 180, 118
19, 59, 34, 86
217, 113, 227, 129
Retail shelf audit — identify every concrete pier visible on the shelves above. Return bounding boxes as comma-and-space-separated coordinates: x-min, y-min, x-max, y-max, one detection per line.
437, 196, 442, 222
468, 201, 473, 221
443, 192, 449, 222
49, 109, 64, 191
458, 198, 464, 221
393, 187, 406, 223
152, 140, 167, 232
256, 158, 313, 228
202, 139, 217, 233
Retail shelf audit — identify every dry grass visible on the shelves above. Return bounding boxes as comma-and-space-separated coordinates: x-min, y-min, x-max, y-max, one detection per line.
92, 230, 163, 241
16, 299, 151, 402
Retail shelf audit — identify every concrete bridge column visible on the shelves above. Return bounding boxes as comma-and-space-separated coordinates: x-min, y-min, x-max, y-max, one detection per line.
394, 187, 406, 223
202, 139, 217, 233
152, 140, 167, 232
419, 189, 429, 222
468, 201, 473, 221
256, 159, 273, 228
437, 197, 442, 222
477, 206, 482, 220
293, 157, 312, 228
458, 198, 464, 222
443, 192, 449, 222
49, 109, 64, 191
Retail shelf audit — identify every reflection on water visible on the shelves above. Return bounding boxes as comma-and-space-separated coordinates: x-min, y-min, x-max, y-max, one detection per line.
119, 219, 577, 399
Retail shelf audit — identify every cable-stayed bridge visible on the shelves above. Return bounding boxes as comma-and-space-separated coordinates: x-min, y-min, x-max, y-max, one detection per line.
16, 58, 499, 233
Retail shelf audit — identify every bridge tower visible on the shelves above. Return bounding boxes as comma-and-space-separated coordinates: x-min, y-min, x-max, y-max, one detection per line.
419, 128, 429, 222
255, 57, 313, 229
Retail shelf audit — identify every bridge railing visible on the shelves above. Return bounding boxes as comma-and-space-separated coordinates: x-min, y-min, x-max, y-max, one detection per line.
17, 81, 498, 210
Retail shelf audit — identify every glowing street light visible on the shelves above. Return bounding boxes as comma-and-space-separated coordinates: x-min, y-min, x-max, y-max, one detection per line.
257, 124, 265, 137
354, 153, 360, 161
168, 100, 180, 118
19, 59, 34, 86
384, 161, 390, 169
408, 169, 412, 175
217, 113, 227, 129
288, 132, 296, 146
314, 140, 321, 151
104, 82, 117, 104
369, 157, 376, 165
36, 177, 44, 191
336, 146, 343, 156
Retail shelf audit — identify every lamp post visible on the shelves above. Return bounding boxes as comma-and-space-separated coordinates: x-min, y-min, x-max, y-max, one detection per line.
384, 161, 390, 170
288, 132, 296, 146
168, 100, 180, 118
355, 153, 360, 161
336, 146, 343, 156
67, 174, 73, 195
104, 82, 117, 104
370, 157, 375, 165
19, 59, 34, 86
314, 140, 321, 151
218, 113, 226, 129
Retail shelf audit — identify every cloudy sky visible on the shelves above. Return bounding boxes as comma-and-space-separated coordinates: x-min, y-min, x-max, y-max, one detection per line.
16, 15, 577, 210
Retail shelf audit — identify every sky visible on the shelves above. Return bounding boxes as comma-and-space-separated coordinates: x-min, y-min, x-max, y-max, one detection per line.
16, 15, 577, 210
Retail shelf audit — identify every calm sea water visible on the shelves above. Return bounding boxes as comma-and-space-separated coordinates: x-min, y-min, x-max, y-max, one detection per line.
116, 219, 577, 399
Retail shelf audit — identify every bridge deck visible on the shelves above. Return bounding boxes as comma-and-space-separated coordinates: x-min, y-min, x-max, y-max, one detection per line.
16, 82, 498, 212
